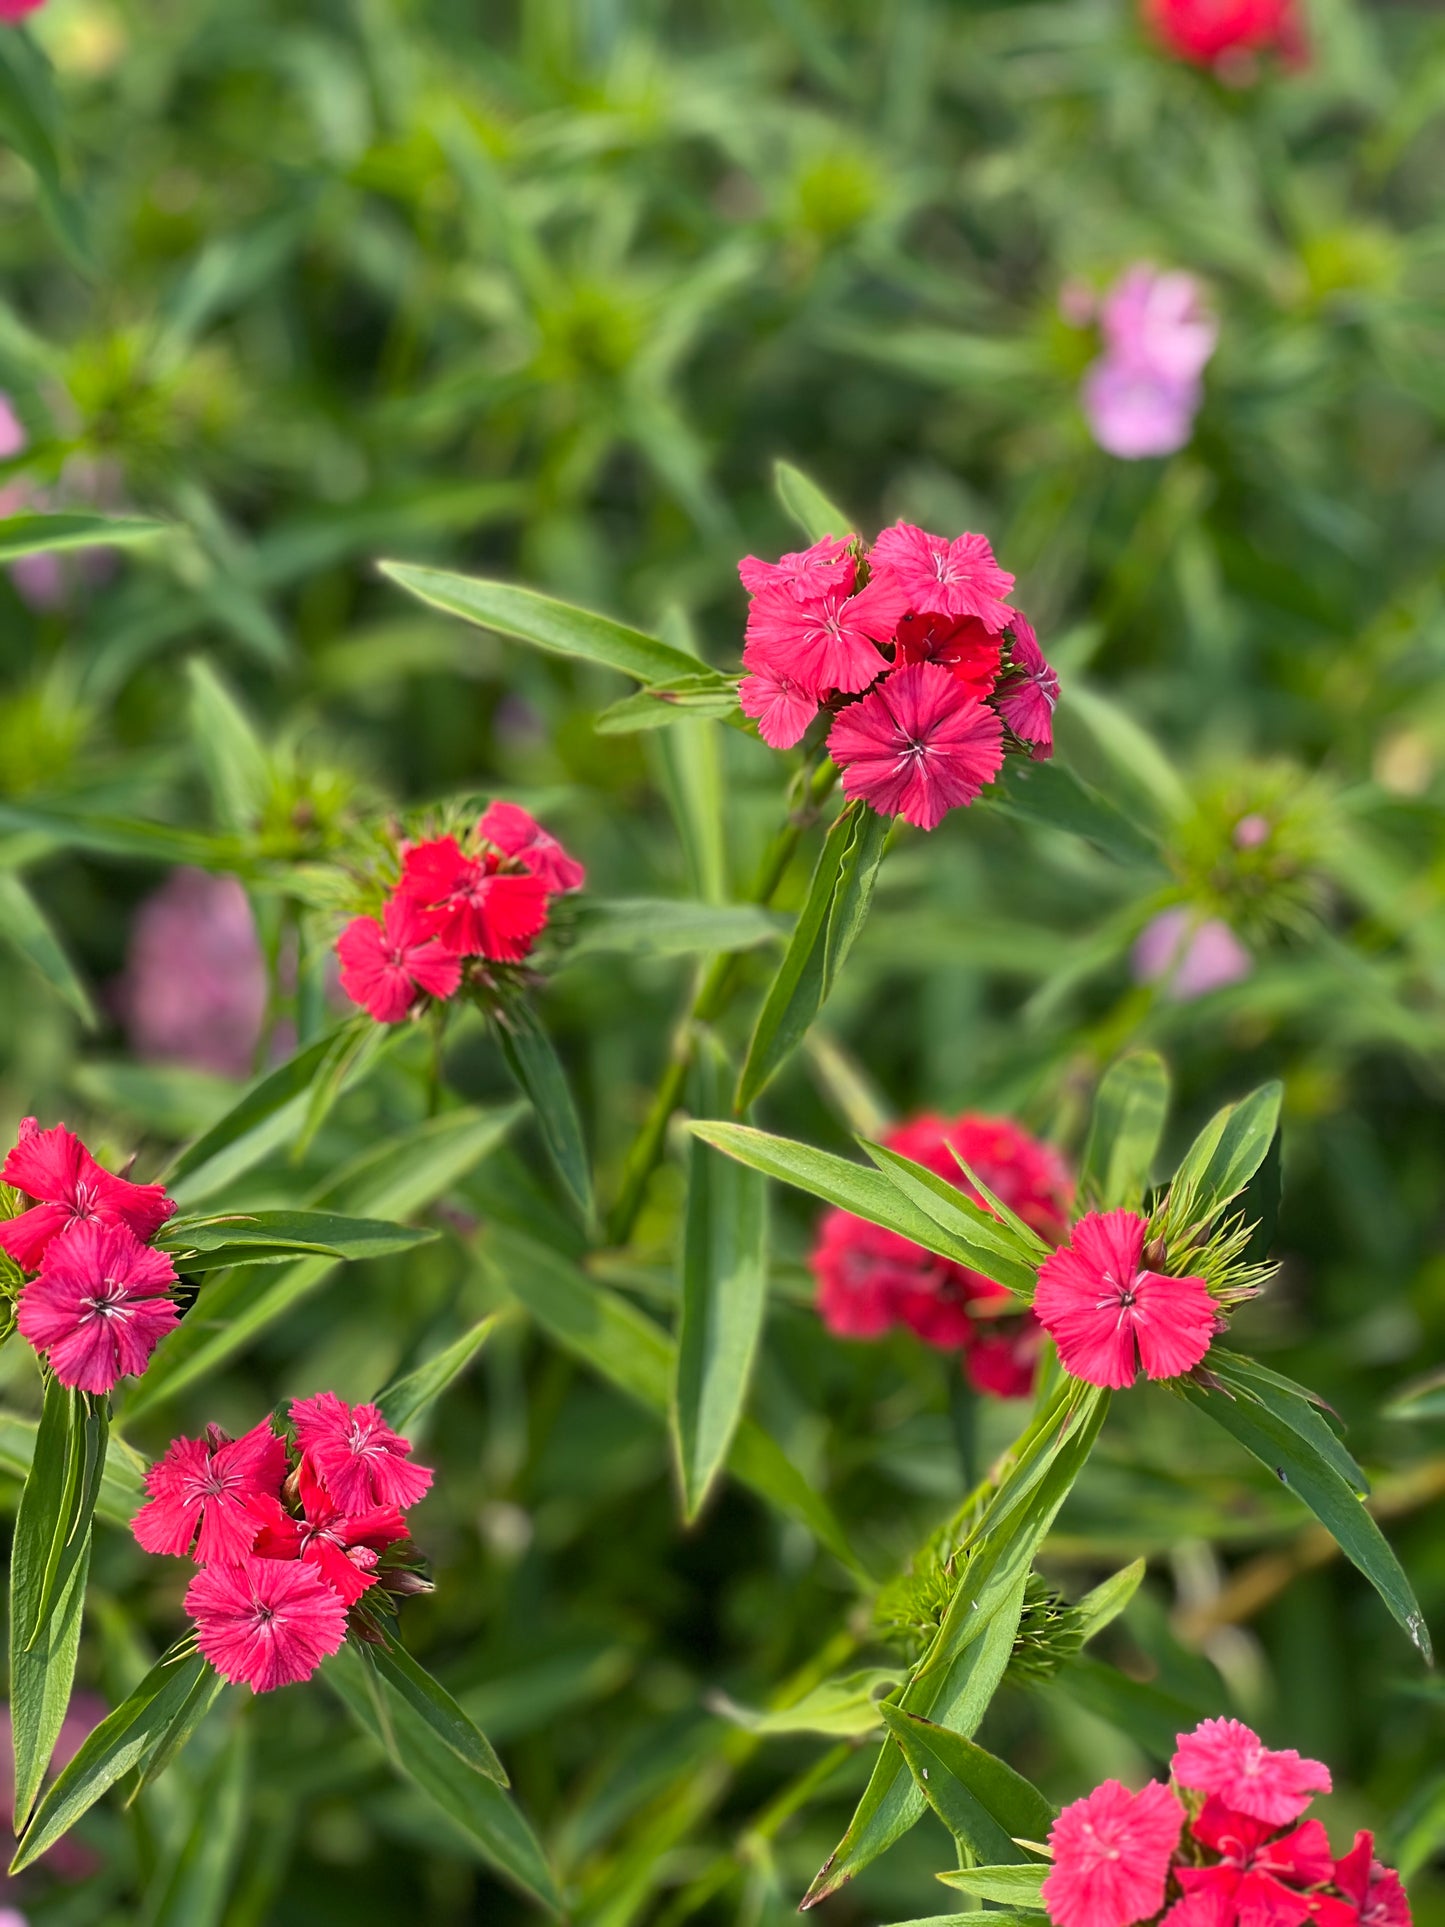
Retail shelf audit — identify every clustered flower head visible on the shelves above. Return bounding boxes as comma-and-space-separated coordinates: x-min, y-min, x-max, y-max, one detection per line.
1143, 0, 1307, 76
737, 524, 1058, 830
1078, 266, 1218, 461
0, 1119, 179, 1394
132, 1393, 434, 1693
811, 1114, 1074, 1397
1042, 1716, 1409, 1927
336, 800, 584, 1025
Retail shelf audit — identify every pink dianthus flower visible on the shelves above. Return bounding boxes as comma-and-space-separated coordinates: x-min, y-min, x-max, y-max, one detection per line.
739, 661, 821, 749
1033, 1208, 1220, 1388
291, 1391, 433, 1513
250, 1457, 408, 1606
1334, 1834, 1412, 1927
827, 661, 1005, 831
132, 1419, 288, 1566
185, 1556, 348, 1693
1172, 1718, 1332, 1828
478, 801, 586, 895
996, 615, 1059, 760
0, 1117, 175, 1274
738, 535, 857, 600
1178, 1800, 1334, 1927
337, 893, 463, 1024
397, 836, 549, 962
869, 523, 1016, 634
16, 1222, 178, 1393
1042, 1778, 1185, 1927
743, 574, 905, 702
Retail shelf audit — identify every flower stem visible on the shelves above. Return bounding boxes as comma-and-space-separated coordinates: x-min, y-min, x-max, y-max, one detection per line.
604, 756, 840, 1248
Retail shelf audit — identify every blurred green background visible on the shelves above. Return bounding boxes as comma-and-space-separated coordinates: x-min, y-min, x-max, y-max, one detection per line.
0, 0, 1443, 1922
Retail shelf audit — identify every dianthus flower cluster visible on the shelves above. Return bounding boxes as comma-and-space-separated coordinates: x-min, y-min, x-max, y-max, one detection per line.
0, 1119, 179, 1395
132, 1393, 433, 1693
1033, 1207, 1224, 1390
1143, 0, 1306, 74
336, 801, 584, 1025
1079, 266, 1218, 462
737, 524, 1058, 831
1042, 1716, 1409, 1927
811, 1114, 1073, 1398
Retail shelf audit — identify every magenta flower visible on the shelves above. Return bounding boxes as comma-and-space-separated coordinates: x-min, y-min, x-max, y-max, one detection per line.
1178, 1802, 1334, 1927
1133, 908, 1252, 1001
0, 1117, 176, 1274
478, 800, 586, 895
397, 835, 549, 962
336, 893, 463, 1025
739, 662, 821, 749
743, 574, 905, 702
869, 522, 1017, 633
251, 1459, 407, 1606
0, 0, 47, 19
1033, 1208, 1220, 1389
892, 612, 1002, 698
118, 869, 268, 1079
1042, 1779, 1185, 1927
132, 1420, 289, 1566
827, 661, 1005, 831
738, 535, 856, 599
16, 1221, 179, 1394
184, 1556, 349, 1693
996, 615, 1060, 760
291, 1391, 433, 1513
1172, 1718, 1331, 1828
1334, 1835, 1413, 1927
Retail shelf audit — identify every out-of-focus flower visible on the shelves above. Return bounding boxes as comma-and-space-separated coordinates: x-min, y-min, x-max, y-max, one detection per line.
0, 0, 46, 19
478, 801, 586, 895
1334, 1834, 1413, 1927
1233, 813, 1272, 850
0, 1117, 176, 1272
185, 1558, 349, 1694
827, 661, 1005, 831
1042, 1779, 1185, 1927
1033, 1208, 1220, 1388
16, 1220, 179, 1393
1172, 1718, 1331, 1826
1133, 907, 1252, 1000
336, 893, 462, 1024
132, 1420, 289, 1565
811, 1113, 1072, 1398
1143, 0, 1307, 73
291, 1391, 433, 1512
118, 869, 268, 1078
1082, 266, 1217, 459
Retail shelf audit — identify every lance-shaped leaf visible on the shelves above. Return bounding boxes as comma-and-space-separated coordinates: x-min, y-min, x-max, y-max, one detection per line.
0, 512, 167, 560
689, 1122, 1033, 1295
379, 564, 697, 686
0, 31, 89, 268
495, 999, 594, 1226
594, 672, 743, 733
568, 899, 787, 959
803, 1386, 1109, 1906
713, 1668, 902, 1738
0, 872, 97, 1028
185, 657, 269, 831
9, 1383, 108, 1727
159, 1208, 439, 1267
139, 1714, 248, 1927
375, 1311, 504, 1434
737, 800, 890, 1110
370, 1636, 507, 1785
1071, 1558, 1147, 1643
1046, 1654, 1212, 1762
1161, 1081, 1284, 1236
773, 460, 855, 542
985, 760, 1160, 865
11, 1648, 215, 1872
862, 1138, 1044, 1296
1080, 1052, 1170, 1211
325, 1642, 559, 1913
937, 1865, 1050, 1907
1182, 1369, 1430, 1661
0, 1411, 143, 1529
881, 1707, 1056, 1864
482, 1224, 865, 1576
672, 1049, 769, 1521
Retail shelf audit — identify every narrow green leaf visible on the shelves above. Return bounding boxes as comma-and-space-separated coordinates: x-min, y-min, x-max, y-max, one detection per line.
594, 673, 742, 733
375, 1312, 503, 1434
0, 32, 89, 268
737, 801, 889, 1110
185, 658, 268, 831
937, 1865, 1049, 1906
290, 1018, 394, 1164
162, 1025, 356, 1194
1164, 1082, 1284, 1233
1207, 1351, 1368, 1496
0, 512, 166, 560
1080, 1052, 1170, 1211
1047, 1653, 1211, 1761
672, 1049, 769, 1520
161, 1208, 439, 1264
1072, 1558, 1147, 1644
495, 1001, 594, 1225
0, 872, 97, 1028
861, 1139, 1043, 1296
10, 1382, 107, 1719
325, 1642, 560, 1913
11, 1649, 211, 1873
689, 1122, 1032, 1293
0, 1411, 143, 1529
568, 899, 786, 959
379, 564, 697, 686
8, 1529, 88, 1835
370, 1637, 508, 1785
773, 460, 855, 542
129, 1661, 228, 1801
139, 1715, 248, 1927
881, 1707, 1055, 1862
986, 760, 1160, 865
713, 1668, 901, 1738
482, 1224, 864, 1574
1182, 1376, 1430, 1660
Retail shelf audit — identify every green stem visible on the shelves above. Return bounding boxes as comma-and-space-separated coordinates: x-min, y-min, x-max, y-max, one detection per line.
604, 757, 839, 1247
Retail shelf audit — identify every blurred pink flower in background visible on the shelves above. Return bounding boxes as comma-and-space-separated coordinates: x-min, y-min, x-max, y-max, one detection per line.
1, 1692, 105, 1892
1133, 906, 1252, 1000
0, 390, 122, 608
0, 0, 46, 20
117, 870, 267, 1077
1081, 265, 1218, 459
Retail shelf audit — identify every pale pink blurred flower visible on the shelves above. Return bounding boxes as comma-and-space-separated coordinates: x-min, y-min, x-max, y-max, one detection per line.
0, 1691, 106, 1888
1082, 266, 1217, 460
0, 392, 122, 609
1133, 907, 1252, 1000
1058, 279, 1098, 328
117, 870, 267, 1078
1234, 813, 1271, 849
